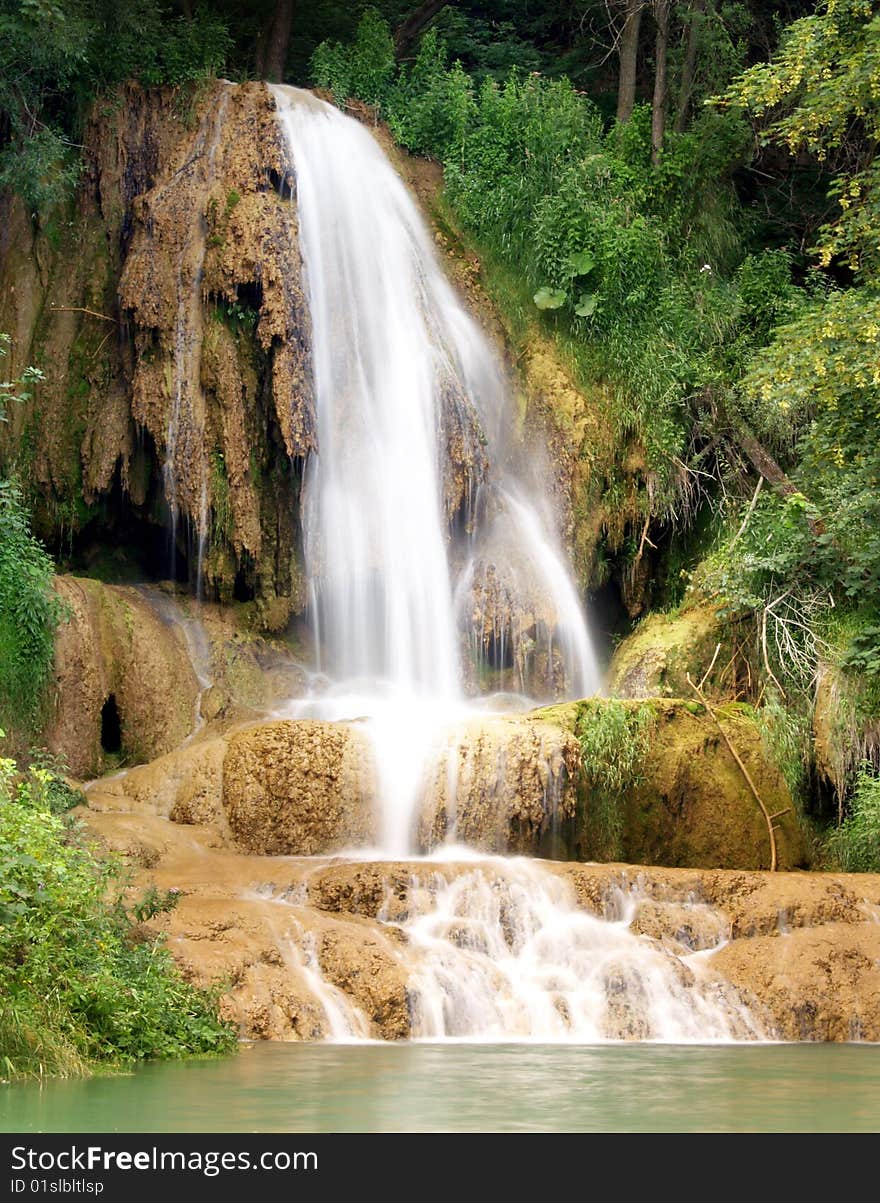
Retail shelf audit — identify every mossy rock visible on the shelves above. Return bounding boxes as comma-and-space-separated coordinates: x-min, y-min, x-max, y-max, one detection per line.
534, 697, 807, 870
45, 576, 200, 778
607, 603, 753, 701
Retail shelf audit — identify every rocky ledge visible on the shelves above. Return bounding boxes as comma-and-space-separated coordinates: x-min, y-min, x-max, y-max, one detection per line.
81, 796, 880, 1044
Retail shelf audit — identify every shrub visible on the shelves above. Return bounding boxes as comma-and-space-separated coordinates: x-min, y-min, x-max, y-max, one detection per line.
576, 700, 655, 861
0, 750, 235, 1079
0, 480, 59, 737
826, 765, 880, 873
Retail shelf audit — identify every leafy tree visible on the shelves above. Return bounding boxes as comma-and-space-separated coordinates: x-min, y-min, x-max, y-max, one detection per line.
723, 0, 880, 279
0, 0, 230, 212
0, 336, 57, 738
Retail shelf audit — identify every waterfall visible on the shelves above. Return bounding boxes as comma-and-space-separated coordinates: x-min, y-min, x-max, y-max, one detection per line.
138, 84, 764, 1045
164, 88, 230, 596
400, 862, 759, 1042
272, 86, 600, 852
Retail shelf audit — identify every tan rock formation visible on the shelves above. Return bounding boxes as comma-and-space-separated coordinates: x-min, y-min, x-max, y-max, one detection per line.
414, 700, 806, 869
222, 719, 378, 854
418, 713, 581, 856
539, 697, 807, 870
46, 576, 200, 778
78, 803, 880, 1042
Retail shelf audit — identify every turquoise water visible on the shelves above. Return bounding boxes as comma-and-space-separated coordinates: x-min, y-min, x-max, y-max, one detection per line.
2, 1043, 879, 1133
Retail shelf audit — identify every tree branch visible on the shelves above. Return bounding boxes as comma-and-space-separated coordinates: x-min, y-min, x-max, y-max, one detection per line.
687, 673, 778, 871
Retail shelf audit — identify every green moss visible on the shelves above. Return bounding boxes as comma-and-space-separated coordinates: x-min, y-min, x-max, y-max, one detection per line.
210, 450, 232, 544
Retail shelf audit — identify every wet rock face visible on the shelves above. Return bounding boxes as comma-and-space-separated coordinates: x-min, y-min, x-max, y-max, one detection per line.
1, 81, 311, 615
222, 720, 378, 855
414, 699, 806, 870
118, 80, 313, 612
417, 715, 581, 856
75, 798, 880, 1043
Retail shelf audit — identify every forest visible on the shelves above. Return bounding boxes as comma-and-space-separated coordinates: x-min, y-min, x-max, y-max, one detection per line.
1, 0, 879, 1101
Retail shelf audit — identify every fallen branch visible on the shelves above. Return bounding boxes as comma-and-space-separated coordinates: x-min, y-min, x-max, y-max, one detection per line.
633, 510, 656, 564
697, 641, 722, 693
686, 672, 778, 872
761, 605, 787, 700
50, 305, 117, 324
729, 475, 763, 549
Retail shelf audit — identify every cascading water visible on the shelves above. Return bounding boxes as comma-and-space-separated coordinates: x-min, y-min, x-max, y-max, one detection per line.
164, 88, 230, 596
272, 85, 600, 852
398, 863, 759, 1042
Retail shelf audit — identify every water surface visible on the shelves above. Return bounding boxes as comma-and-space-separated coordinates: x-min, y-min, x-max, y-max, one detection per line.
3, 1043, 878, 1133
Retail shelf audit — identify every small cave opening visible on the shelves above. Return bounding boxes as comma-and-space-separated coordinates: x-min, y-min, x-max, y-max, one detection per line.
267, 166, 293, 199
588, 579, 632, 670
100, 694, 122, 755
233, 565, 256, 602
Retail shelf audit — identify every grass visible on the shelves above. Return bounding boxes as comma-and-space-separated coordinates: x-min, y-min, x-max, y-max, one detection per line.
576, 699, 656, 861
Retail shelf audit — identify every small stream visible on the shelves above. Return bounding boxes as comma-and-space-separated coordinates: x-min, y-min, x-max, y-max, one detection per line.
3, 1044, 879, 1133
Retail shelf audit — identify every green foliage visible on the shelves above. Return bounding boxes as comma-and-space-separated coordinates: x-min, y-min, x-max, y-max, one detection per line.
533, 286, 567, 311
707, 285, 880, 684
695, 3, 880, 704
722, 0, 880, 279
755, 690, 810, 805
312, 7, 395, 107
310, 16, 770, 501
386, 30, 474, 160
0, 480, 59, 736
210, 450, 232, 543
214, 298, 258, 332
0, 0, 231, 213
0, 751, 235, 1079
0, 334, 44, 422
576, 700, 655, 861
826, 763, 880, 872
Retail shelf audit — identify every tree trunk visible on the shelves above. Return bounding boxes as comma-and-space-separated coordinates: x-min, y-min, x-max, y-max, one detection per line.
674, 0, 708, 133
718, 402, 826, 538
263, 0, 294, 84
651, 0, 671, 163
394, 0, 449, 61
616, 0, 644, 124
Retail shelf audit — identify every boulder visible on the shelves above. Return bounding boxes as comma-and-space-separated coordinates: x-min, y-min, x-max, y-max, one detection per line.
222, 720, 377, 855
417, 714, 581, 856
608, 603, 751, 701
438, 698, 808, 869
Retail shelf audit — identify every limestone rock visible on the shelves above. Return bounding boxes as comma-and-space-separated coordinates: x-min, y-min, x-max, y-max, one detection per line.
417, 714, 581, 856
76, 804, 880, 1043
711, 923, 880, 1041
536, 698, 807, 869
607, 604, 750, 701
222, 720, 377, 854
45, 576, 200, 778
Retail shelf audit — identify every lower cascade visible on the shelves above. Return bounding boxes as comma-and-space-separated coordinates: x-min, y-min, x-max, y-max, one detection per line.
398, 861, 758, 1042
251, 857, 760, 1044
